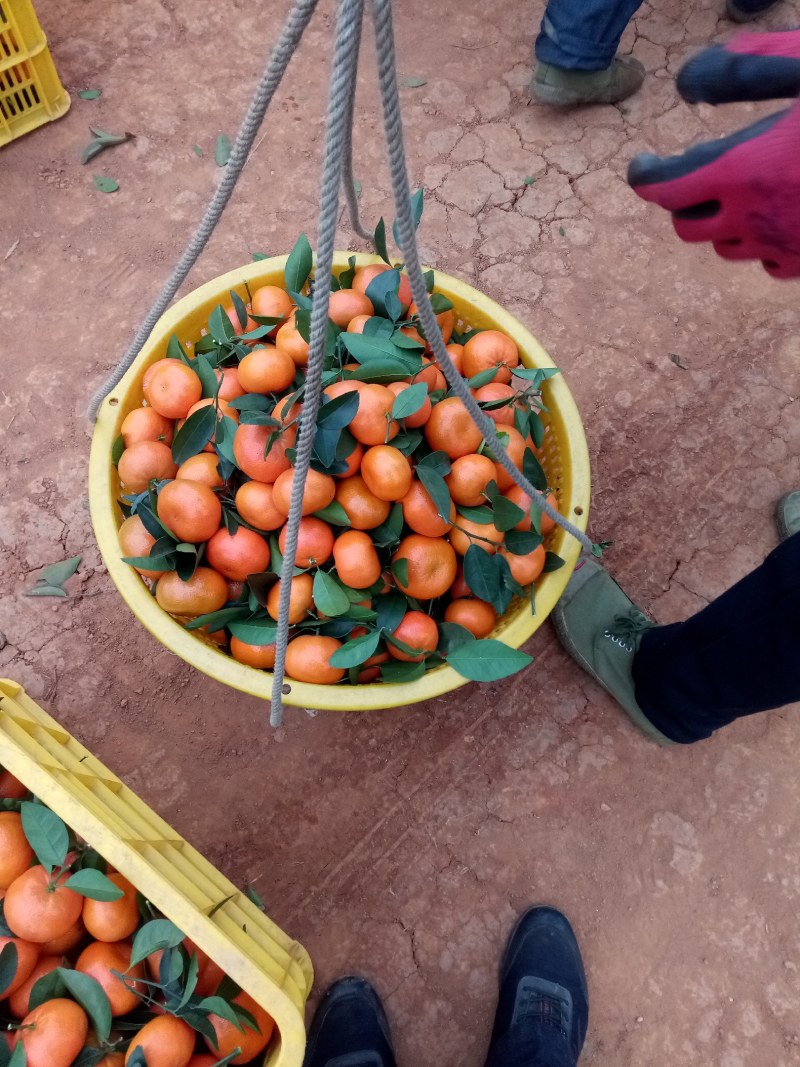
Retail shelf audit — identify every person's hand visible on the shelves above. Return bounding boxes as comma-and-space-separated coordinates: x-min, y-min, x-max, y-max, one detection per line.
628, 30, 800, 279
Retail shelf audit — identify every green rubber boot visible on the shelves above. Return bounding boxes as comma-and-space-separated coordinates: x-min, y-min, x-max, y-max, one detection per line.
775, 492, 800, 542
551, 559, 674, 745
530, 55, 645, 106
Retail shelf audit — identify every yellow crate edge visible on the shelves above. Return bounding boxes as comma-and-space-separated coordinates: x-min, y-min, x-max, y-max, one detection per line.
89, 254, 591, 711
0, 679, 311, 1067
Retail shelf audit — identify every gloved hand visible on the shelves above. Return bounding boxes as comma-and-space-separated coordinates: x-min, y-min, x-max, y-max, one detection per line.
628, 30, 800, 279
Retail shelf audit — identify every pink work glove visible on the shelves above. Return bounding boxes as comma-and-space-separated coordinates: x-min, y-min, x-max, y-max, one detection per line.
628, 30, 800, 279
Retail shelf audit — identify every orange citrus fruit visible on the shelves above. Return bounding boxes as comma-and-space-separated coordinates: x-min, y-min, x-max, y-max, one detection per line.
462, 330, 520, 384
392, 535, 457, 600
500, 544, 546, 585
157, 479, 221, 543
332, 530, 382, 589
445, 453, 496, 507
238, 345, 296, 394
214, 366, 245, 401
75, 940, 145, 1016
234, 481, 284, 531
176, 453, 224, 488
335, 475, 391, 529
472, 382, 517, 426
348, 384, 398, 446
266, 573, 314, 624
233, 423, 295, 483
449, 517, 503, 556
8, 955, 61, 1019
444, 598, 496, 637
121, 407, 174, 448
204, 989, 275, 1064
388, 611, 439, 662
327, 289, 374, 328
0, 812, 35, 889
284, 636, 344, 685
124, 1013, 196, 1067
155, 568, 228, 616
143, 360, 202, 419
117, 441, 178, 493
278, 517, 334, 568
401, 480, 455, 537
0, 936, 41, 997
82, 873, 138, 943
251, 284, 293, 322
5, 867, 83, 943
275, 315, 310, 366
272, 467, 336, 517
230, 637, 276, 669
360, 445, 412, 502
205, 527, 270, 581
12, 998, 88, 1067
424, 397, 483, 459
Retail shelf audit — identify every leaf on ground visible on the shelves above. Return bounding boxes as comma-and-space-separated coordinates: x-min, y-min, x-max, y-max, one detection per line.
78, 89, 102, 100
523, 175, 535, 185
25, 556, 82, 597
81, 128, 134, 164
252, 252, 269, 261
215, 134, 232, 166
559, 226, 566, 237
193, 144, 203, 157
403, 76, 427, 88
93, 176, 119, 193
353, 179, 362, 198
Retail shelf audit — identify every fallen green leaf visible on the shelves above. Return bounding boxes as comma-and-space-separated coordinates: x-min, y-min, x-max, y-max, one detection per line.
559, 226, 566, 237
78, 89, 102, 100
353, 179, 362, 199
523, 175, 535, 185
93, 176, 119, 193
193, 144, 203, 157
215, 134, 232, 166
403, 76, 427, 88
81, 127, 134, 164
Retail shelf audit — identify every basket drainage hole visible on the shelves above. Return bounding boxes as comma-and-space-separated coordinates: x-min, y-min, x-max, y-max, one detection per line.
108, 397, 119, 407
574, 506, 584, 516
282, 684, 292, 696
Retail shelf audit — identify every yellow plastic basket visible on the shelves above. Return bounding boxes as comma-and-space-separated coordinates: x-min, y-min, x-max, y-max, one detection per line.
0, 678, 312, 1066
89, 254, 591, 712
0, 0, 69, 147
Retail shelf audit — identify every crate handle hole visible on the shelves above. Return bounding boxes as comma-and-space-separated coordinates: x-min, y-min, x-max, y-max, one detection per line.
573, 506, 583, 516
108, 398, 119, 407
281, 684, 291, 696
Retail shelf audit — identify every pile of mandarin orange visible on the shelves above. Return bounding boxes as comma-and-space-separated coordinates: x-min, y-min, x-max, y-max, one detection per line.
115, 253, 561, 687
0, 767, 274, 1066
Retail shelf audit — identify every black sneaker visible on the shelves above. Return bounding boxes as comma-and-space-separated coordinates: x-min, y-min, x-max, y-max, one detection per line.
726, 0, 780, 21
303, 976, 397, 1067
484, 907, 589, 1067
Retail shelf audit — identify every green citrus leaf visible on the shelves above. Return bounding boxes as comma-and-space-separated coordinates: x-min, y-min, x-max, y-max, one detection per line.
21, 801, 68, 872
329, 630, 382, 668
92, 175, 119, 193
0, 942, 19, 998
64, 869, 125, 902
130, 918, 185, 967
215, 134, 231, 166
313, 571, 351, 617
390, 382, 428, 420
78, 89, 102, 99
446, 639, 533, 681
57, 968, 112, 1042
284, 233, 313, 293
171, 405, 217, 465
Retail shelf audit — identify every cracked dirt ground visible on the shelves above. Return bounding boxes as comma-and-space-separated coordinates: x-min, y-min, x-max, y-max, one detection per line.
2, 0, 800, 1062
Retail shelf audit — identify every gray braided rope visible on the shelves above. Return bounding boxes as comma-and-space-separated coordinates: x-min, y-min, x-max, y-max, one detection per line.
339, 8, 373, 242
370, 0, 593, 555
86, 0, 321, 421
270, 0, 366, 727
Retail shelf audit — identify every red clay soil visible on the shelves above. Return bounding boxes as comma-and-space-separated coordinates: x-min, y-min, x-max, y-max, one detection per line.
2, 0, 800, 1063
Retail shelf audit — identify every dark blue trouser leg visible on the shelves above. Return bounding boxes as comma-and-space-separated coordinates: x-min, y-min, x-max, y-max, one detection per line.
535, 0, 645, 70
632, 533, 800, 743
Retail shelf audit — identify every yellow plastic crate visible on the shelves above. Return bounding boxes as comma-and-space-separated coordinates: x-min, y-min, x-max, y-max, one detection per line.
0, 0, 46, 67
0, 0, 69, 147
0, 678, 313, 1066
89, 253, 591, 712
